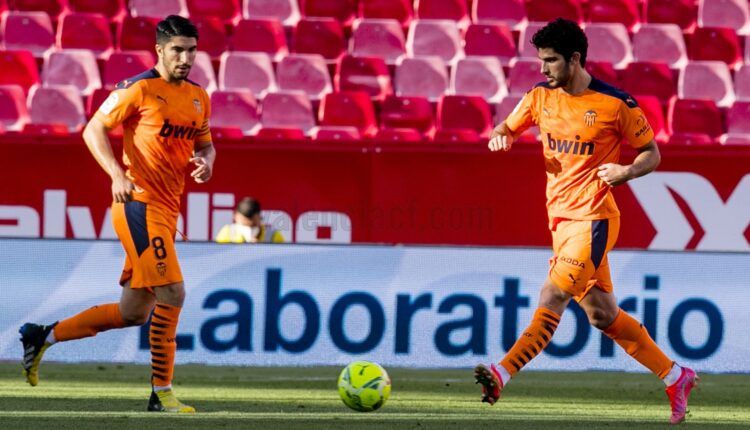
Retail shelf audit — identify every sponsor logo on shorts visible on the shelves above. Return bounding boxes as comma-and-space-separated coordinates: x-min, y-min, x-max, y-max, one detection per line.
559, 255, 585, 268
156, 262, 167, 277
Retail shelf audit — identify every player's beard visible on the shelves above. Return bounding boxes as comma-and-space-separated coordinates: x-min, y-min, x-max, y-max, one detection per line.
546, 67, 571, 89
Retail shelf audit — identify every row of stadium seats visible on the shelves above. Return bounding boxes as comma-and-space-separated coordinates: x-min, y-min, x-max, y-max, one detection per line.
2, 10, 749, 68
2, 45, 748, 110
2, 82, 749, 145
0, 0, 748, 35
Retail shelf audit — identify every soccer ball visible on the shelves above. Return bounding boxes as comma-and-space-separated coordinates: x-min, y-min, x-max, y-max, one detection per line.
337, 361, 391, 412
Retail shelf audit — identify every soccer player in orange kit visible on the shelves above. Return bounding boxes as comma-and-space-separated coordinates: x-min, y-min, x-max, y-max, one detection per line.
473, 19, 697, 425
19, 15, 215, 413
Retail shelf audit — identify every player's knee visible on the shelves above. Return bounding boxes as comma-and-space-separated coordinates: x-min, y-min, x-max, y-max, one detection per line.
587, 308, 617, 329
121, 311, 150, 326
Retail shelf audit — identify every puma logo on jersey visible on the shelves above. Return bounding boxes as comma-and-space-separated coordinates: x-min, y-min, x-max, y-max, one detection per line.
159, 119, 200, 139
547, 133, 594, 156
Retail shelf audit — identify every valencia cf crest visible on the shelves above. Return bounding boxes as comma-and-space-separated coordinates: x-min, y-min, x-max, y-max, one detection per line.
584, 110, 597, 127
156, 262, 167, 277
193, 99, 202, 113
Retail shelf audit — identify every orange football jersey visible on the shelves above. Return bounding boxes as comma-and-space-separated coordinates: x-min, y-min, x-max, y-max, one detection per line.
95, 69, 211, 214
505, 78, 654, 223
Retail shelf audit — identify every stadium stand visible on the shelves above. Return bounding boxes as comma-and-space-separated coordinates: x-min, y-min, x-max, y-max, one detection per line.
0, 0, 746, 146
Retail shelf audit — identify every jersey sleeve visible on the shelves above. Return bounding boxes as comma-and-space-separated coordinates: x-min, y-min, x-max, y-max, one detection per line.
271, 230, 285, 243
215, 225, 232, 243
195, 89, 212, 145
94, 83, 143, 129
618, 99, 654, 149
504, 88, 539, 136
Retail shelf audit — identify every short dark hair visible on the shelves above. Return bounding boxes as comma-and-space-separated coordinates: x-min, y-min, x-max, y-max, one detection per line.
531, 18, 588, 67
236, 197, 261, 218
156, 15, 199, 45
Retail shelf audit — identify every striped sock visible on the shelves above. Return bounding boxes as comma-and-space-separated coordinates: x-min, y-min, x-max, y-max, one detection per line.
500, 308, 561, 378
150, 303, 181, 387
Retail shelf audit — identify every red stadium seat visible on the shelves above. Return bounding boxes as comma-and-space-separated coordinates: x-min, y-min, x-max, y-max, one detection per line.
358, 0, 413, 28
734, 65, 750, 101
0, 50, 39, 93
86, 87, 109, 118
508, 58, 542, 96
678, 61, 735, 107
42, 49, 101, 96
587, 0, 641, 31
698, 0, 750, 35
318, 91, 378, 137
518, 21, 546, 58
464, 23, 516, 66
293, 18, 346, 62
7, 0, 65, 20
646, 0, 697, 32
374, 127, 424, 142
335, 54, 392, 100
68, 0, 126, 21
415, 0, 469, 28
129, 0, 188, 19
57, 13, 114, 59
451, 57, 508, 103
276, 54, 332, 100
102, 51, 154, 88
722, 101, 750, 144
472, 0, 526, 29
193, 17, 228, 59
380, 95, 435, 136
525, 0, 583, 24
186, 0, 240, 25
668, 98, 724, 143
350, 19, 406, 65
118, 16, 159, 51
436, 95, 493, 142
0, 84, 29, 131
633, 24, 688, 69
210, 89, 260, 135
0, 11, 54, 57
620, 62, 676, 105
687, 27, 742, 67
243, 0, 300, 27
584, 23, 632, 69
635, 94, 670, 143
28, 84, 86, 132
22, 123, 71, 135
218, 51, 276, 95
585, 61, 618, 86
304, 0, 357, 28
406, 19, 464, 65
231, 19, 288, 61
394, 56, 449, 101
312, 126, 361, 141
260, 90, 316, 135
256, 127, 306, 140
188, 51, 217, 93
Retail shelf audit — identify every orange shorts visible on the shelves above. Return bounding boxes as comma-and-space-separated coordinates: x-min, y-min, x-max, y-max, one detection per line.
111, 201, 183, 289
548, 217, 620, 301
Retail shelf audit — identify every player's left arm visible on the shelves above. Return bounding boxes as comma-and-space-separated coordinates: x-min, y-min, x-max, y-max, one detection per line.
597, 139, 661, 186
598, 99, 661, 186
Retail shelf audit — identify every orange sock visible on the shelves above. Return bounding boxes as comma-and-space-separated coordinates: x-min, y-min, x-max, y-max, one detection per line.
150, 303, 181, 387
603, 309, 673, 378
500, 308, 561, 377
53, 303, 126, 342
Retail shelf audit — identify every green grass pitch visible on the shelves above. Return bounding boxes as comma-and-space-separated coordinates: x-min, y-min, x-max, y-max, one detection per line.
0, 363, 748, 429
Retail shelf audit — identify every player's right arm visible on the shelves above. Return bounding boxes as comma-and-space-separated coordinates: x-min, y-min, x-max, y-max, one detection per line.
488, 89, 539, 152
82, 116, 134, 203
84, 83, 143, 203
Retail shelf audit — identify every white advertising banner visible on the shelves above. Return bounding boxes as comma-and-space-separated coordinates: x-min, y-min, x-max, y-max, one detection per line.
0, 239, 747, 372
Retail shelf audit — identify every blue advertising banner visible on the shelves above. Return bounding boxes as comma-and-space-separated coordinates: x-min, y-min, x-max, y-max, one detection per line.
0, 239, 747, 372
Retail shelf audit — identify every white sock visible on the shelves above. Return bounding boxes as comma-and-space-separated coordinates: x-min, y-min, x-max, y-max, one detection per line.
154, 384, 172, 392
663, 363, 682, 386
45, 330, 57, 345
498, 364, 512, 387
